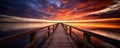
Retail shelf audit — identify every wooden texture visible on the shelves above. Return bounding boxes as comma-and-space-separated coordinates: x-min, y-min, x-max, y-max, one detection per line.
41, 24, 73, 48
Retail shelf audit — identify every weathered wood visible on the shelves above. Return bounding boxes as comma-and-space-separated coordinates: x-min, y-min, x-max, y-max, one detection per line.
1, 23, 119, 48
84, 32, 91, 48
24, 31, 48, 48
42, 24, 74, 48
69, 26, 72, 36
53, 25, 55, 32
29, 32, 37, 48
64, 24, 120, 48
0, 24, 55, 43
48, 26, 51, 37
0, 23, 57, 48
65, 25, 67, 31
71, 32, 94, 48
84, 32, 91, 44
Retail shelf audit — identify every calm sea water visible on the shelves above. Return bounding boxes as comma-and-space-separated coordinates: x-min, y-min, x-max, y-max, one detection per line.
0, 22, 55, 37
0, 22, 119, 48
65, 22, 120, 48
0, 22, 55, 48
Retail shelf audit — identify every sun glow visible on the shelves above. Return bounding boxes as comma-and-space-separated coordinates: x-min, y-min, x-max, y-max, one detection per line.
47, 18, 120, 22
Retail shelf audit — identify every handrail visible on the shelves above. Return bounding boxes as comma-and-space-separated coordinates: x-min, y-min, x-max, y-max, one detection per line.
24, 23, 59, 48
62, 23, 94, 48
24, 31, 48, 48
62, 23, 120, 48
1, 23, 119, 48
0, 23, 58, 48
71, 32, 94, 48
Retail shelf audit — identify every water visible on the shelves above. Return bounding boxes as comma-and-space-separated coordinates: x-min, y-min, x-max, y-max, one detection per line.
0, 22, 55, 48
0, 22, 119, 48
65, 22, 120, 48
0, 22, 55, 37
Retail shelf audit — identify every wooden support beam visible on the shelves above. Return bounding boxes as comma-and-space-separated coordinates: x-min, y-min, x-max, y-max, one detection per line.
66, 25, 68, 32
69, 26, 72, 36
84, 32, 91, 44
29, 32, 37, 48
53, 25, 55, 32
48, 26, 50, 37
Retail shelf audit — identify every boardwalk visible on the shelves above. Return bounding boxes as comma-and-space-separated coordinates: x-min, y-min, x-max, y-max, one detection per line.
0, 23, 120, 48
41, 24, 74, 48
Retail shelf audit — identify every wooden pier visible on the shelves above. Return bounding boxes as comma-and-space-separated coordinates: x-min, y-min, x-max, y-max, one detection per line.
0, 23, 120, 48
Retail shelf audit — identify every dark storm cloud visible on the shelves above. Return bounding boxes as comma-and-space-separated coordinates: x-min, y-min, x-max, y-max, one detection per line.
0, 0, 53, 18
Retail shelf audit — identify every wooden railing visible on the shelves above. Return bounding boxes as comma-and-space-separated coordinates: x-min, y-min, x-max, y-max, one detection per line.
62, 23, 120, 48
0, 23, 119, 48
0, 23, 58, 48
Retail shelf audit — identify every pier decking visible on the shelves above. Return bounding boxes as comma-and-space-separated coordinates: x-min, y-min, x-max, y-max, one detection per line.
41, 24, 74, 48
0, 23, 120, 48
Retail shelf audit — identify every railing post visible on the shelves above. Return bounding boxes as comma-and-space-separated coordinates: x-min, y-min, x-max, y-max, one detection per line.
65, 25, 68, 32
53, 25, 54, 32
29, 32, 36, 48
84, 32, 91, 44
69, 26, 72, 36
48, 26, 50, 37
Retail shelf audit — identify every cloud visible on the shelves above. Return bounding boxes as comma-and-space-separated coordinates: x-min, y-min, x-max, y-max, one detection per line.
0, 0, 119, 20
89, 0, 120, 14
46, 0, 62, 7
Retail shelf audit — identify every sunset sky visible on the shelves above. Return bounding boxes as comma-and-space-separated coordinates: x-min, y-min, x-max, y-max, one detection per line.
0, 0, 120, 21
0, 1, 120, 48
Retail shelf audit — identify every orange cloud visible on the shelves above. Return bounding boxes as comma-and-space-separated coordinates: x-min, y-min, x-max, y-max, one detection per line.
44, 0, 113, 20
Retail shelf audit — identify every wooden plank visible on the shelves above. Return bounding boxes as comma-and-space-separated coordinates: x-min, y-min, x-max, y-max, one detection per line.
41, 24, 74, 48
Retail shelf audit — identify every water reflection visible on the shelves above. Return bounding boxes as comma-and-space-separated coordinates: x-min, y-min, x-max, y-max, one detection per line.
65, 22, 120, 48
0, 23, 55, 31
65, 22, 120, 40
0, 22, 55, 48
65, 23, 120, 28
0, 22, 119, 48
0, 22, 55, 38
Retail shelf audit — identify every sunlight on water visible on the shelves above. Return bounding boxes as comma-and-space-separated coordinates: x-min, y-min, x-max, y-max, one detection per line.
65, 23, 120, 40
0, 23, 55, 31
65, 23, 120, 28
